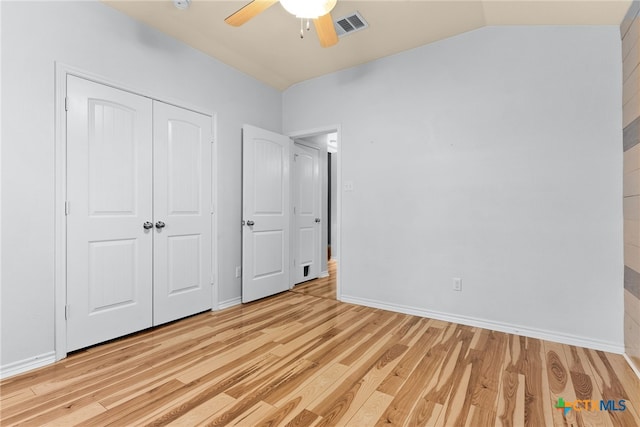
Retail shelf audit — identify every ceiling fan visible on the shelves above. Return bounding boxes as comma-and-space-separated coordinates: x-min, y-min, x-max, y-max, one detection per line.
225, 0, 339, 48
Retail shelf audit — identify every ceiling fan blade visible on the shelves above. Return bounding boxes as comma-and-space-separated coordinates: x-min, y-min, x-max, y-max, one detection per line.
313, 13, 338, 48
225, 0, 279, 27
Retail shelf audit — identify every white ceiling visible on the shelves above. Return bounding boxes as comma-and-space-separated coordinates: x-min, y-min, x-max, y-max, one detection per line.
104, 0, 631, 90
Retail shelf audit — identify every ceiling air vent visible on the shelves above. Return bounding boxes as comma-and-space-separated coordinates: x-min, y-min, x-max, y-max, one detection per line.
333, 11, 368, 37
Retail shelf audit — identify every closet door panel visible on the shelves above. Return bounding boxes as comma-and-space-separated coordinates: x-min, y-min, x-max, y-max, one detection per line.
153, 101, 213, 325
66, 76, 153, 352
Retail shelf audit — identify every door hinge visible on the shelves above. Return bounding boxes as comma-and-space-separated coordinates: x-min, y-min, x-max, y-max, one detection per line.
65, 97, 69, 112
65, 304, 70, 320
211, 275, 215, 286
65, 201, 70, 216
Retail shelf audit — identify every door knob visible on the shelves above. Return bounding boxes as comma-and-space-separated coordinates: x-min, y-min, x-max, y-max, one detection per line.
143, 221, 153, 230
246, 220, 255, 226
155, 221, 166, 229
315, 218, 321, 223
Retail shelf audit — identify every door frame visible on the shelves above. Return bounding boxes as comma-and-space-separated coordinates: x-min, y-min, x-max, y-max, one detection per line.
54, 63, 219, 360
287, 125, 341, 300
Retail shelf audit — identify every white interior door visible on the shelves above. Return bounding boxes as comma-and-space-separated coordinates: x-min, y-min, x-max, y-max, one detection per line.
242, 125, 290, 303
153, 101, 213, 325
293, 143, 321, 284
66, 76, 153, 352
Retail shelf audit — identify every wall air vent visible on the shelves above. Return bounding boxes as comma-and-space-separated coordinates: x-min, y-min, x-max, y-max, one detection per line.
333, 11, 368, 37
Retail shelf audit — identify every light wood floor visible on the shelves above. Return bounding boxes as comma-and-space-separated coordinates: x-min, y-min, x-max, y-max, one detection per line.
290, 260, 337, 300
1, 266, 639, 426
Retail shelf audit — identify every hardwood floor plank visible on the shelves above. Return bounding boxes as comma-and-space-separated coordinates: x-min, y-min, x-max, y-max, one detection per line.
0, 358, 153, 421
434, 362, 474, 427
310, 327, 405, 413
2, 264, 637, 427
165, 392, 236, 426
283, 409, 319, 427
544, 340, 585, 427
424, 326, 475, 406
39, 401, 107, 427
375, 333, 461, 426
174, 340, 278, 385
204, 359, 320, 426
145, 353, 281, 426
311, 342, 407, 426
495, 370, 519, 427
514, 374, 526, 427
86, 379, 188, 426
604, 352, 640, 418
583, 348, 640, 426
564, 345, 612, 426
470, 330, 508, 417
228, 400, 276, 426
271, 306, 362, 355
536, 338, 555, 427
344, 390, 395, 427
258, 363, 350, 426
410, 398, 444, 426
338, 312, 405, 366
376, 326, 443, 396
0, 387, 35, 407
467, 404, 496, 427
510, 336, 548, 427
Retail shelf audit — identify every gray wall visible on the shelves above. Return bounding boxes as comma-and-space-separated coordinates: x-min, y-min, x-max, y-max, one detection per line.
1, 1, 281, 368
283, 26, 624, 350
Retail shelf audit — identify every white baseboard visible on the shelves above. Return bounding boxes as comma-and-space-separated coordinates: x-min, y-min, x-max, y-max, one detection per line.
218, 296, 242, 310
341, 295, 625, 354
624, 353, 640, 379
1, 351, 56, 380
319, 270, 329, 278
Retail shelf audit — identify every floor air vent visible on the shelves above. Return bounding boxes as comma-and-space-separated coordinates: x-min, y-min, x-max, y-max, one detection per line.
334, 11, 368, 37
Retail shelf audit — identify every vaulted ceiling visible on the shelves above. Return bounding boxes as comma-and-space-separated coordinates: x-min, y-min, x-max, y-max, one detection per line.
104, 0, 631, 90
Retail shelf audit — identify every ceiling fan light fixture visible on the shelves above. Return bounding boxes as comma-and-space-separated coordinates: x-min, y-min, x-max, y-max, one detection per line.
280, 0, 337, 19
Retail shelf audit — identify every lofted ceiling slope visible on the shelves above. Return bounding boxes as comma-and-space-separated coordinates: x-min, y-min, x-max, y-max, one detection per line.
104, 0, 631, 90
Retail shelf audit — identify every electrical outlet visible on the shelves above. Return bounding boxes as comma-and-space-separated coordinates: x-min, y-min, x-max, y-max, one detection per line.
235, 266, 241, 278
453, 278, 462, 291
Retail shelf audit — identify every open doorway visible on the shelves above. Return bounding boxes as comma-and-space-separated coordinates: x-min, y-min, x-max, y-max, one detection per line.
289, 128, 339, 300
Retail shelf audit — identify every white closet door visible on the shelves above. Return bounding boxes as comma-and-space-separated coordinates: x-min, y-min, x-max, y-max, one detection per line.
242, 125, 291, 303
153, 101, 213, 325
66, 76, 153, 352
293, 143, 321, 284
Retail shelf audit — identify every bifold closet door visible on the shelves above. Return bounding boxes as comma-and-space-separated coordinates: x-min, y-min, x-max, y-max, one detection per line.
66, 76, 154, 352
66, 76, 213, 351
152, 101, 213, 325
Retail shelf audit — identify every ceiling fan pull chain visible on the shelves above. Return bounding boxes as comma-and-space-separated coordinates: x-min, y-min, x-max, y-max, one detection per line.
224, 0, 339, 47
